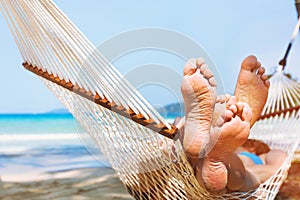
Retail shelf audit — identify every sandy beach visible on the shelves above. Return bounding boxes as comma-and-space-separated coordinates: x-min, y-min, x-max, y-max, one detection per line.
0, 167, 133, 200
1, 154, 300, 200
277, 160, 300, 199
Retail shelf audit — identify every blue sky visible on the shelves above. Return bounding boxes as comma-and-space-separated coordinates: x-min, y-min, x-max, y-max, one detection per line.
0, 0, 299, 113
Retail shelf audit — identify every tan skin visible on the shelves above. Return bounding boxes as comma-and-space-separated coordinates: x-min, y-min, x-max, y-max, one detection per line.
126, 56, 286, 197
178, 55, 287, 193
237, 148, 287, 184
176, 103, 287, 193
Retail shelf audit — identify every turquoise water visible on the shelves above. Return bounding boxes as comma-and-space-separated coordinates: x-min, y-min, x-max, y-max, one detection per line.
0, 113, 88, 154
0, 114, 81, 134
0, 113, 179, 174
0, 114, 106, 172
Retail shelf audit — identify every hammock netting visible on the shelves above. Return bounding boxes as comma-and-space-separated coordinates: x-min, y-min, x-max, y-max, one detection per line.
1, 1, 299, 199
251, 67, 300, 141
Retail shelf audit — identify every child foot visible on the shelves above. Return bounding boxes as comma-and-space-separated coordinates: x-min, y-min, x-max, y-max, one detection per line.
181, 58, 217, 159
199, 100, 252, 193
234, 55, 270, 127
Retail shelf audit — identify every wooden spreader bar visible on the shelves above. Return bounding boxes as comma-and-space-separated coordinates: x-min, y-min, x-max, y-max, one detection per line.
23, 62, 179, 140
259, 105, 300, 121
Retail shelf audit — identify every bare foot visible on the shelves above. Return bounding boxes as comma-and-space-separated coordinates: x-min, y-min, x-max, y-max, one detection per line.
181, 58, 217, 159
234, 55, 269, 127
198, 98, 252, 193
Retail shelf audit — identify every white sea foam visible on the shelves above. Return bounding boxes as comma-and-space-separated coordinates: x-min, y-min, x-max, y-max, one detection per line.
0, 133, 79, 141
0, 133, 84, 154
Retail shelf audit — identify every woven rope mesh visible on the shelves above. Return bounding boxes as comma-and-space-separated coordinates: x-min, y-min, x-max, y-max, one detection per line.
43, 79, 298, 200
252, 69, 300, 140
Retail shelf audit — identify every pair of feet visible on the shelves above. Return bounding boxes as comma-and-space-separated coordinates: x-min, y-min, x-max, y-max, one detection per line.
180, 55, 270, 193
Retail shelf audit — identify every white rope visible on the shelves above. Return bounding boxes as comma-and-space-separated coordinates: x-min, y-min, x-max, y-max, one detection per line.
291, 16, 300, 42
0, 0, 172, 127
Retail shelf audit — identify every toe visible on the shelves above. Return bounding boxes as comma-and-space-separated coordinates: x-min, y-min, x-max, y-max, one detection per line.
224, 109, 234, 121
256, 61, 261, 68
199, 64, 213, 78
199, 63, 208, 73
183, 58, 197, 76
198, 63, 217, 87
241, 55, 259, 72
227, 96, 237, 107
203, 68, 214, 79
264, 80, 270, 88
235, 102, 245, 116
257, 67, 265, 76
261, 74, 268, 81
196, 57, 205, 67
208, 77, 217, 87
229, 104, 238, 114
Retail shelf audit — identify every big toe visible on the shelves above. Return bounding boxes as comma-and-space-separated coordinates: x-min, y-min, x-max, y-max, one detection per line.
241, 55, 259, 72
183, 58, 197, 76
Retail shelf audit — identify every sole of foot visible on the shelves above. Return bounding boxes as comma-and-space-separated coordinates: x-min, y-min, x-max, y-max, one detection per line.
181, 58, 217, 159
234, 55, 269, 127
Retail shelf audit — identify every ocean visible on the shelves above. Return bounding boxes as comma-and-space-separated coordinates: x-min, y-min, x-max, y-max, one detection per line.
0, 113, 178, 180
0, 114, 110, 180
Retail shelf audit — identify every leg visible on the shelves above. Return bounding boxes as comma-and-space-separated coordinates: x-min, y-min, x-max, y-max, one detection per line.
245, 150, 287, 182
234, 55, 270, 127
199, 101, 252, 193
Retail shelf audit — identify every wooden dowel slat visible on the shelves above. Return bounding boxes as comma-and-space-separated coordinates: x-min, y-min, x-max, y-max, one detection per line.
23, 62, 179, 140
259, 105, 300, 121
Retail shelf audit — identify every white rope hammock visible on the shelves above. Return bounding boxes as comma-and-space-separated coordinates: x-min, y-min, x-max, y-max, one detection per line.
0, 1, 299, 199
251, 16, 300, 141
251, 67, 300, 141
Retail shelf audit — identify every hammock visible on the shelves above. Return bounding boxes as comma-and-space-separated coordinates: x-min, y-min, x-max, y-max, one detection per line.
0, 1, 298, 199
251, 16, 300, 141
251, 66, 300, 141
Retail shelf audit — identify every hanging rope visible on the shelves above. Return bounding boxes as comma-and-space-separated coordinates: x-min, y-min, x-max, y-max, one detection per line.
278, 16, 300, 69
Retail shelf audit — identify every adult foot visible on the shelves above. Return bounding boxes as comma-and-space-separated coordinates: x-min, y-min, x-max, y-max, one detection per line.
181, 58, 217, 159
199, 99, 252, 193
234, 55, 270, 127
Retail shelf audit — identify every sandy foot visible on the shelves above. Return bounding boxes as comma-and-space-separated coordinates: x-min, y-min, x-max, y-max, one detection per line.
234, 55, 269, 127
181, 58, 217, 158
